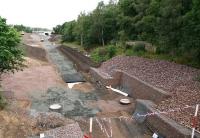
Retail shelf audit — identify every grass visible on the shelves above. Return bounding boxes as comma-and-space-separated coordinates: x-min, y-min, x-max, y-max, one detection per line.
0, 87, 7, 109
194, 75, 200, 82
62, 42, 86, 53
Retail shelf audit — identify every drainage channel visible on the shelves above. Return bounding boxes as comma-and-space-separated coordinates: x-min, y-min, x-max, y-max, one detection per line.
29, 38, 102, 118
29, 36, 153, 138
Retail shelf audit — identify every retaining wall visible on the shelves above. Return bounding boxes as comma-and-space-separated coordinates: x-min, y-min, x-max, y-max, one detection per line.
56, 44, 198, 137
115, 70, 171, 104
59, 46, 100, 72
90, 68, 170, 104
23, 44, 47, 61
89, 68, 200, 137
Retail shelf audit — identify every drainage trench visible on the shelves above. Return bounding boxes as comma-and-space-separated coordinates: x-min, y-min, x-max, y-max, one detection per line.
28, 37, 152, 138
29, 40, 103, 118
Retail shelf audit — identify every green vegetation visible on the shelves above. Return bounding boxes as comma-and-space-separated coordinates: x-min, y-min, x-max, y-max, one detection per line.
0, 17, 25, 108
91, 45, 118, 63
13, 25, 33, 33
0, 17, 25, 74
13, 24, 51, 33
0, 91, 7, 109
194, 75, 200, 82
53, 0, 200, 68
62, 42, 86, 53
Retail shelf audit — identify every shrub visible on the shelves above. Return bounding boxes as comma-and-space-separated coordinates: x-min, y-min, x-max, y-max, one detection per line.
194, 75, 200, 82
0, 16, 25, 73
91, 45, 117, 63
0, 93, 7, 109
107, 45, 117, 58
133, 43, 146, 52
91, 47, 109, 63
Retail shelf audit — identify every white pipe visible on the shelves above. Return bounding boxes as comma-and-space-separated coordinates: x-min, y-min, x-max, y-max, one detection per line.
191, 104, 199, 138
90, 118, 93, 133
106, 85, 128, 97
68, 82, 82, 89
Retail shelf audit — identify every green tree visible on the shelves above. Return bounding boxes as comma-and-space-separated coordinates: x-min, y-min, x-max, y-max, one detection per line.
13, 24, 32, 33
0, 17, 25, 74
62, 21, 76, 42
53, 25, 63, 34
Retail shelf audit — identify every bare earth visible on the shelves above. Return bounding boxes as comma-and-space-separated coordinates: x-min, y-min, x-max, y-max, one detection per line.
0, 34, 152, 138
1, 55, 65, 101
0, 34, 67, 138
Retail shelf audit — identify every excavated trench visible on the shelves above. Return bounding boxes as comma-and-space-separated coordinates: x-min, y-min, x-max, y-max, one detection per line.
29, 39, 103, 118
27, 36, 152, 138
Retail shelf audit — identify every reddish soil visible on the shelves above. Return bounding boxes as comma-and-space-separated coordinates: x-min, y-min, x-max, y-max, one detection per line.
1, 62, 65, 100
1, 34, 66, 100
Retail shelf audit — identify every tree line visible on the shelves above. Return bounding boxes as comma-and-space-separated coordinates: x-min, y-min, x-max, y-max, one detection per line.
54, 0, 200, 67
13, 24, 51, 33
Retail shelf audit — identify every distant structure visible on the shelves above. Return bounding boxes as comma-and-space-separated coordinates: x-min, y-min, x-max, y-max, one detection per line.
33, 31, 52, 36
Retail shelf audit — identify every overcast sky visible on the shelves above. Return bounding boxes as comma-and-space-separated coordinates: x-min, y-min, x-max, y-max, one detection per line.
0, 0, 110, 29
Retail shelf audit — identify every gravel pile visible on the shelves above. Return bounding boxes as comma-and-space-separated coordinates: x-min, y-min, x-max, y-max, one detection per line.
35, 112, 74, 129
98, 56, 200, 130
44, 123, 83, 138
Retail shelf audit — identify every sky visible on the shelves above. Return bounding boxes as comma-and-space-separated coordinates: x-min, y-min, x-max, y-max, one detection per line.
0, 0, 110, 29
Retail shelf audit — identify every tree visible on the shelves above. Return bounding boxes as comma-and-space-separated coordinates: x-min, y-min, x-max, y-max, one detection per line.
62, 21, 76, 42
75, 12, 89, 46
53, 25, 63, 34
13, 25, 32, 33
53, 0, 200, 67
0, 17, 25, 74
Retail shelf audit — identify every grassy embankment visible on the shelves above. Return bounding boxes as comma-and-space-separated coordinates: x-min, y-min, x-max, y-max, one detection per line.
62, 41, 200, 69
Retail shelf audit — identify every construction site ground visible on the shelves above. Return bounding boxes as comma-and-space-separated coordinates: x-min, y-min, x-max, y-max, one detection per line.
0, 33, 152, 138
